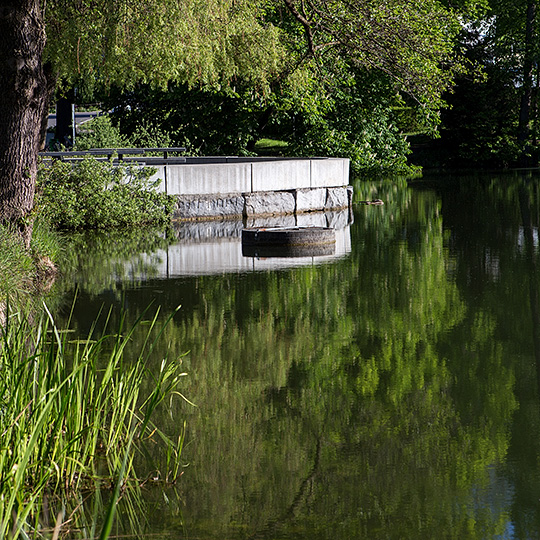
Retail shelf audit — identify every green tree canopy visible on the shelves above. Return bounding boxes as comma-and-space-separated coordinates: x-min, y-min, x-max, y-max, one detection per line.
278, 0, 465, 124
45, 0, 286, 90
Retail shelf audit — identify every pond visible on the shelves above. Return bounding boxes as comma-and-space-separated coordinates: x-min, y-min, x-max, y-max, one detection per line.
52, 171, 540, 539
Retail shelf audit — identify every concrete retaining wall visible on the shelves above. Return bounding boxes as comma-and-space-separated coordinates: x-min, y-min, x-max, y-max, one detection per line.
151, 156, 350, 195
148, 156, 352, 221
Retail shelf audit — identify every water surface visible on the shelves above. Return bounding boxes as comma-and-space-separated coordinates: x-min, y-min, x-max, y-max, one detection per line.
54, 172, 540, 539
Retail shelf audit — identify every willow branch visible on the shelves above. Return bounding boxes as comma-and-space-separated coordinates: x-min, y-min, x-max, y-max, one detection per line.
282, 0, 317, 55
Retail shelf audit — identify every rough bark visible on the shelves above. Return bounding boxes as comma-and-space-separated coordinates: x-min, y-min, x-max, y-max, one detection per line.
0, 1, 47, 247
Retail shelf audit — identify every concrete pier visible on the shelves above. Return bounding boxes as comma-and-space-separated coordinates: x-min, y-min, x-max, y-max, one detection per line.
147, 156, 351, 220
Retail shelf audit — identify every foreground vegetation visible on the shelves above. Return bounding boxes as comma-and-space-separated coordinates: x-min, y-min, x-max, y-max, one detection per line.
0, 147, 183, 538
0, 301, 186, 539
0, 218, 61, 303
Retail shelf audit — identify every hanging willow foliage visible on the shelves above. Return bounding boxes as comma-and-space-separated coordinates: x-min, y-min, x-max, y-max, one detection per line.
44, 0, 287, 91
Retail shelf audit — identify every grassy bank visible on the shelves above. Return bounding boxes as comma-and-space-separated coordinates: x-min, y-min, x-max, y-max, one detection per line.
0, 303, 186, 539
0, 218, 61, 298
0, 155, 183, 538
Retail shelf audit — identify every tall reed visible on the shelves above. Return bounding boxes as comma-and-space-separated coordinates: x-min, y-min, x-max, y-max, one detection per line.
0, 302, 186, 539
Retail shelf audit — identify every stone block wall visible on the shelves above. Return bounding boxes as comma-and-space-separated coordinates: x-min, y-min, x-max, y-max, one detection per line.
173, 186, 354, 221
149, 156, 353, 221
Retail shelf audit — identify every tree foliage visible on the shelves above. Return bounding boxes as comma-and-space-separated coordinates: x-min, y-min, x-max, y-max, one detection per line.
102, 66, 422, 173
278, 0, 463, 123
58, 0, 467, 172
45, 0, 286, 91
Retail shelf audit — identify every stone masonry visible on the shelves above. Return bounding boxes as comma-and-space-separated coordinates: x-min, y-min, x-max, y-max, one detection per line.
173, 186, 353, 221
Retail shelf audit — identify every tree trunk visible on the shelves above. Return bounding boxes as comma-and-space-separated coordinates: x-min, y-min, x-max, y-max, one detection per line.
0, 1, 47, 247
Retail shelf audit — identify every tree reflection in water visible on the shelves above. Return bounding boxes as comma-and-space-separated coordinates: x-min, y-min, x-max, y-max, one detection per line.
53, 173, 540, 539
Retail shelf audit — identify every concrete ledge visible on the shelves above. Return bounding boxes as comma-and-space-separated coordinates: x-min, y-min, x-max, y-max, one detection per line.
166, 162, 252, 195
252, 160, 311, 192
150, 157, 350, 196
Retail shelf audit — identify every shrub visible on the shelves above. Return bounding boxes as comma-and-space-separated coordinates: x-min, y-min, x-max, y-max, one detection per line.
74, 115, 129, 150
129, 119, 176, 149
37, 157, 175, 230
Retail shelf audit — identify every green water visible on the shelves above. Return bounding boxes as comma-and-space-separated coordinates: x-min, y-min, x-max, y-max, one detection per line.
55, 172, 540, 539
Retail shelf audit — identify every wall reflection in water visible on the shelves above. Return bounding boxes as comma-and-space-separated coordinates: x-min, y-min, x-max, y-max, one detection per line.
128, 209, 352, 278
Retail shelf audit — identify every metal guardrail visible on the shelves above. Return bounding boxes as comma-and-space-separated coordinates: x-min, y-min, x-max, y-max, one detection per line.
39, 147, 187, 161
38, 151, 338, 171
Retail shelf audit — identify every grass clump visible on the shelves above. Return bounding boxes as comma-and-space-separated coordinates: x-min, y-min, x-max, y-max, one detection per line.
0, 303, 186, 539
37, 157, 175, 230
0, 218, 61, 299
0, 227, 34, 291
